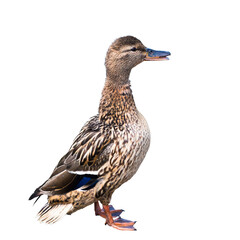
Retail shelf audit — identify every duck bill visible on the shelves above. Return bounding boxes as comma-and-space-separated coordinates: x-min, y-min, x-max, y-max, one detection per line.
145, 48, 171, 61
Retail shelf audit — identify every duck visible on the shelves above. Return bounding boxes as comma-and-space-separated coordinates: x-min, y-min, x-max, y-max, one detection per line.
29, 36, 170, 231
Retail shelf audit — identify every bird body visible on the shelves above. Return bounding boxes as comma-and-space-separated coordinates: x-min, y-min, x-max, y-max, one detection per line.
29, 36, 170, 230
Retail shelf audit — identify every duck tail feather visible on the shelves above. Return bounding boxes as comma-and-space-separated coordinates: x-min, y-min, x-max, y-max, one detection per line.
29, 188, 42, 201
38, 203, 73, 224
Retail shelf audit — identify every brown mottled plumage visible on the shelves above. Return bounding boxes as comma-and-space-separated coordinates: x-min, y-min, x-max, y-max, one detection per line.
29, 36, 170, 230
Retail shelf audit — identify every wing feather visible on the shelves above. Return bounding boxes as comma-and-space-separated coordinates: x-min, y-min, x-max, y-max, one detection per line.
29, 115, 113, 199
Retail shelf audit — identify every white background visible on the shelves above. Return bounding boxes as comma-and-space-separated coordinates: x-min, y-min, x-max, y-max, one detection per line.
0, 0, 239, 239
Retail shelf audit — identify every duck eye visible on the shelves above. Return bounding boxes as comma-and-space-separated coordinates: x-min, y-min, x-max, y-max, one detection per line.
131, 47, 137, 52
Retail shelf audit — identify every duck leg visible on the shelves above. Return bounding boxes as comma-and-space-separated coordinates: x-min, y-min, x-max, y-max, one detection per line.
94, 202, 136, 231
103, 205, 136, 231
94, 201, 123, 218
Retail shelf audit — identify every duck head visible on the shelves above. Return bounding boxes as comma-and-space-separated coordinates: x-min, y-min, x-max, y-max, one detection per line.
105, 36, 170, 84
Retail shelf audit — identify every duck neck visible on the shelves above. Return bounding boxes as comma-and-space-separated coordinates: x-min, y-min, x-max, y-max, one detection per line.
99, 77, 137, 126
106, 68, 131, 85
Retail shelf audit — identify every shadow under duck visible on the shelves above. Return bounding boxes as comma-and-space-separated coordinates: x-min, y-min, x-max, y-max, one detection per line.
29, 36, 170, 231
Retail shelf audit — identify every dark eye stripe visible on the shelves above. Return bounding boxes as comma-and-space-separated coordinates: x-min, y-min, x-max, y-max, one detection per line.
122, 47, 138, 53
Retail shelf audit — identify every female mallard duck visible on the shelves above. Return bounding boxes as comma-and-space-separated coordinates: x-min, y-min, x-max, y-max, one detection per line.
29, 36, 170, 231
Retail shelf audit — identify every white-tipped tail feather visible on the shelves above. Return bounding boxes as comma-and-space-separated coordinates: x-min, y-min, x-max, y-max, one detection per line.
38, 203, 73, 224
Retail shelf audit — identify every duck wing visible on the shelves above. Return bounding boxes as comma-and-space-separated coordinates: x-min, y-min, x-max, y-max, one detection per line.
29, 115, 112, 200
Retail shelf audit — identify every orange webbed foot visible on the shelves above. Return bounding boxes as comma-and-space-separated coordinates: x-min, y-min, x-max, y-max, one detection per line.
94, 202, 136, 231
107, 216, 136, 231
